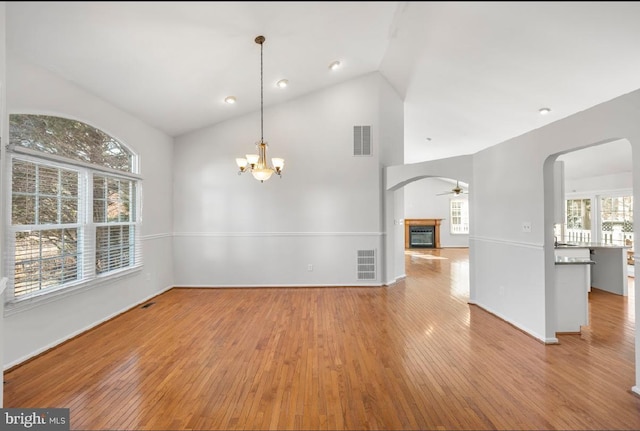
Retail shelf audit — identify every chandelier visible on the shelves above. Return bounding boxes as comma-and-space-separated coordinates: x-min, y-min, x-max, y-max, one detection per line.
235, 35, 285, 182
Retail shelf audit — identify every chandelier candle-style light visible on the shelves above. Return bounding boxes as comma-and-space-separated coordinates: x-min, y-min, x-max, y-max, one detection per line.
236, 35, 285, 182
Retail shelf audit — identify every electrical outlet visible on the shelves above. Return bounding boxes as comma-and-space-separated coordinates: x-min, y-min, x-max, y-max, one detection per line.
307, 264, 313, 271
522, 222, 532, 233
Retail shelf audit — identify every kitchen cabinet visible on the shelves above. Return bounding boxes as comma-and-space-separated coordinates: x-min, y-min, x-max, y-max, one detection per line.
555, 256, 593, 333
555, 243, 629, 296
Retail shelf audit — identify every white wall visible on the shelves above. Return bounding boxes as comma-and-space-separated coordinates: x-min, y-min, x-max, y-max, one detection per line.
565, 171, 632, 194
404, 177, 469, 248
173, 72, 403, 287
3, 52, 175, 367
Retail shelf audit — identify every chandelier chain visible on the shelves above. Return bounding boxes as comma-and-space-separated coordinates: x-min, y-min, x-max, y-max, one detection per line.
260, 37, 264, 142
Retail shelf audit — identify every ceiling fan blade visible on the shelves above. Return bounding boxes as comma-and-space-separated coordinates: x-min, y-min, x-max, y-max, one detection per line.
436, 191, 453, 196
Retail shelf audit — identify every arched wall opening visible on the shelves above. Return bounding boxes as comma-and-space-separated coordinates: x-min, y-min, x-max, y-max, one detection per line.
543, 138, 634, 344
383, 154, 474, 294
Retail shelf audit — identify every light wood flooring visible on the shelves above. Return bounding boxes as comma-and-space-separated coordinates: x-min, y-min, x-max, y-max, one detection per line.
4, 248, 640, 430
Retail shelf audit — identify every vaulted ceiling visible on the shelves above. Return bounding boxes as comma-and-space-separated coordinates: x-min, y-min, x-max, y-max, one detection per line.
7, 1, 640, 176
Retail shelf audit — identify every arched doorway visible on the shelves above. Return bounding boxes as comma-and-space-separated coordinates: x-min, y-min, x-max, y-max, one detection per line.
544, 138, 634, 340
383, 154, 473, 295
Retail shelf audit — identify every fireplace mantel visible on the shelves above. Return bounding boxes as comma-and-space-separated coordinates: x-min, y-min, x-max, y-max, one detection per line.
404, 219, 442, 249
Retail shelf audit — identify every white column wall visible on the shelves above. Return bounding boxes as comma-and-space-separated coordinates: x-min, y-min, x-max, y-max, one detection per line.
472, 92, 640, 343
378, 74, 405, 284
173, 73, 403, 287
3, 52, 175, 367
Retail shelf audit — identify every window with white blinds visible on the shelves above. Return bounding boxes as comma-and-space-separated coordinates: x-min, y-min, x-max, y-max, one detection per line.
7, 114, 141, 302
11, 160, 82, 297
93, 175, 138, 275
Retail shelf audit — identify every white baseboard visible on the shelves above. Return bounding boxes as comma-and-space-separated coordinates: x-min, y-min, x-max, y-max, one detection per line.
175, 283, 385, 288
632, 386, 640, 397
383, 274, 406, 285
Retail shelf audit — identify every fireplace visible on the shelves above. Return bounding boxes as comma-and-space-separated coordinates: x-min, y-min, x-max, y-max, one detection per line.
409, 225, 435, 248
404, 219, 442, 249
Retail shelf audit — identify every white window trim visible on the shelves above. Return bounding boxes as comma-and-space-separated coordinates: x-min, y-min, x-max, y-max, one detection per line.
450, 198, 469, 235
564, 188, 633, 244
8, 144, 142, 180
5, 149, 143, 310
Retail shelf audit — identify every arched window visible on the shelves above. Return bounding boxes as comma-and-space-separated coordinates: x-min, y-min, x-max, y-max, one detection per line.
6, 114, 142, 303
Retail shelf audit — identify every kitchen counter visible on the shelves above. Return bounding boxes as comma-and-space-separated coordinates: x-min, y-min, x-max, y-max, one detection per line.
555, 242, 628, 296
555, 241, 629, 249
555, 256, 595, 265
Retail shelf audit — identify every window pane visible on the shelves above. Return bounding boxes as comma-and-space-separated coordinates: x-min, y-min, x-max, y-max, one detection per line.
62, 255, 79, 283
15, 231, 39, 262
38, 197, 59, 224
130, 185, 136, 220
61, 198, 78, 223
564, 198, 591, 243
109, 225, 122, 244
10, 114, 134, 173
121, 185, 131, 221
94, 176, 106, 199
601, 195, 633, 245
12, 195, 36, 225
13, 228, 80, 298
39, 166, 59, 195
12, 160, 79, 227
64, 229, 78, 254
41, 257, 63, 288
95, 175, 134, 223
12, 161, 36, 193
93, 199, 106, 223
14, 260, 41, 297
107, 178, 122, 222
61, 170, 78, 197
96, 225, 134, 274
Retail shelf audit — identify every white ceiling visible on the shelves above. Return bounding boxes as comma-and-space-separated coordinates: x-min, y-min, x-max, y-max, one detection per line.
6, 1, 640, 177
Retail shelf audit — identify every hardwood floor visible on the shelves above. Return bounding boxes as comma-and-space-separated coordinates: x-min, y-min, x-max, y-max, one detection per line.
5, 248, 640, 430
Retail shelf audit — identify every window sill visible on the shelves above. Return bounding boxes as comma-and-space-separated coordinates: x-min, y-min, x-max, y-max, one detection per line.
4, 265, 143, 316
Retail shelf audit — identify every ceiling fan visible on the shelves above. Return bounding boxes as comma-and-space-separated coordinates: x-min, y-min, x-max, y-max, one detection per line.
437, 180, 467, 196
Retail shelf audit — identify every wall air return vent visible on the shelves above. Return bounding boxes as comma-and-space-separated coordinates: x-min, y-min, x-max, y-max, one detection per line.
357, 249, 376, 280
353, 125, 372, 156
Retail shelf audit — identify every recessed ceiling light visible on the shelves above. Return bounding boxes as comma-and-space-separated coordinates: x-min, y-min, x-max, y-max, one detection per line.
329, 60, 341, 71
539, 107, 551, 115
276, 79, 288, 88
224, 96, 236, 104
